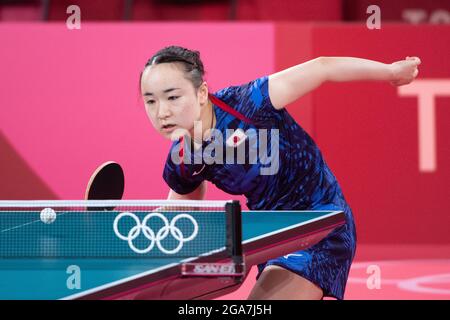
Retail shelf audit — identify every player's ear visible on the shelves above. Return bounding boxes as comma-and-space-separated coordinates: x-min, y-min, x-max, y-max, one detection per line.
197, 81, 209, 106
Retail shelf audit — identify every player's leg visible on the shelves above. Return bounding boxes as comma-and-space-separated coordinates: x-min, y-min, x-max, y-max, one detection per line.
247, 265, 324, 300
248, 211, 357, 300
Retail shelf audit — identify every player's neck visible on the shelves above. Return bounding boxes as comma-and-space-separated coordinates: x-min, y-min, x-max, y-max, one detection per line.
207, 98, 216, 130
191, 99, 215, 149
197, 99, 215, 139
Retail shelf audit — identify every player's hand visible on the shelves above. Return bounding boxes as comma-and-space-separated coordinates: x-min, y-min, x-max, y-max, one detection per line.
389, 56, 421, 87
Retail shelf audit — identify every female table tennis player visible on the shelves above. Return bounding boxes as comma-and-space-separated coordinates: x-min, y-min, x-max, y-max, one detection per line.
138, 46, 420, 300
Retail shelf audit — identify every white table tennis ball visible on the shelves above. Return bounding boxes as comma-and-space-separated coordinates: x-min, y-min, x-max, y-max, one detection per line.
40, 208, 56, 224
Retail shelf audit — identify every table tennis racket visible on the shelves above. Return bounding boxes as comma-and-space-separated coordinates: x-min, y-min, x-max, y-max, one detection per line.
85, 161, 124, 211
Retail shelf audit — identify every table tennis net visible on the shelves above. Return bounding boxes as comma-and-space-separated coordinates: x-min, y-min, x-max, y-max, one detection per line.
0, 200, 235, 259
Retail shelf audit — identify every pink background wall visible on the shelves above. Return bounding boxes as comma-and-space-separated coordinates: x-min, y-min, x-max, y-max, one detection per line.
274, 24, 450, 244
311, 24, 450, 244
1, 23, 449, 244
0, 23, 274, 208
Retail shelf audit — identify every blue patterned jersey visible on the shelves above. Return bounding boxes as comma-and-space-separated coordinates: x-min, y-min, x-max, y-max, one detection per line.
163, 76, 351, 214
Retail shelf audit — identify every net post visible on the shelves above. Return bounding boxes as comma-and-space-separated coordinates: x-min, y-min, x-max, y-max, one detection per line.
225, 200, 243, 269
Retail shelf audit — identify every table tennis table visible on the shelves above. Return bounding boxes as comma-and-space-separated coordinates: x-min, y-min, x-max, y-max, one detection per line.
0, 200, 345, 300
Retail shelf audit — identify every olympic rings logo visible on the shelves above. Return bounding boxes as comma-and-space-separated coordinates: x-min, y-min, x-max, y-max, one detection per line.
113, 211, 198, 255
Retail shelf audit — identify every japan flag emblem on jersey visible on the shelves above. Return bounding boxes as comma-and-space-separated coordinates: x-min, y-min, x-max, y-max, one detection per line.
226, 129, 247, 147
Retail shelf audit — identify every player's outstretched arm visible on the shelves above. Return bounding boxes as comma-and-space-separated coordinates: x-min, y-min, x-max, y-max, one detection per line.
152, 182, 206, 212
167, 181, 207, 201
151, 182, 207, 212
268, 56, 421, 110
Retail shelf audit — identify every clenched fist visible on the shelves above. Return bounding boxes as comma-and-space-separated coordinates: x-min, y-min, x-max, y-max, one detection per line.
390, 56, 421, 86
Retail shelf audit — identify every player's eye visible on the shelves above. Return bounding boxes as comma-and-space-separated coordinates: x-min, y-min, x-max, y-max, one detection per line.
168, 96, 179, 101
146, 100, 155, 105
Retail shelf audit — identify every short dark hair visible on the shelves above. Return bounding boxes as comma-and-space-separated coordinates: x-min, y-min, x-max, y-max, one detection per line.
139, 46, 205, 92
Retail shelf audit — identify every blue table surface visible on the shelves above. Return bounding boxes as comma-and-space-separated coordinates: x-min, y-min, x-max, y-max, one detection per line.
0, 210, 339, 299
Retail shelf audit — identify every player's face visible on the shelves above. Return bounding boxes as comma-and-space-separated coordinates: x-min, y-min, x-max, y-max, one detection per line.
141, 63, 204, 140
